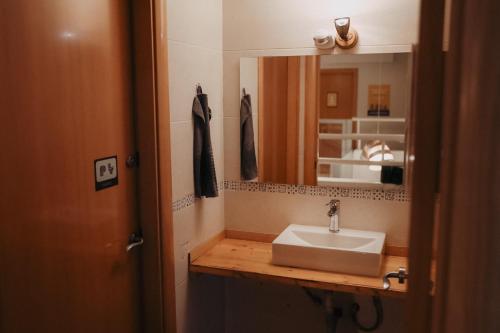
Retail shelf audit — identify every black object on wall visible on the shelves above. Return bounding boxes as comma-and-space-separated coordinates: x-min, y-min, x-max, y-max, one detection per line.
381, 166, 403, 185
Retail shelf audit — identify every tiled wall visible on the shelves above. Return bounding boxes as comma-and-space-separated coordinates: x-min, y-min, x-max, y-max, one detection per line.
224, 181, 410, 247
166, 0, 225, 331
224, 180, 409, 201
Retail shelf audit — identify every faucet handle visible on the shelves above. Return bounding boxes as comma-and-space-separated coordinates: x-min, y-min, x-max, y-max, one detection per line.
383, 267, 408, 290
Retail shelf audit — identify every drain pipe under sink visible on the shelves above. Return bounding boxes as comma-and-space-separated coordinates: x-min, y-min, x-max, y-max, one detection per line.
350, 296, 384, 331
303, 288, 342, 333
303, 288, 384, 332
324, 292, 342, 333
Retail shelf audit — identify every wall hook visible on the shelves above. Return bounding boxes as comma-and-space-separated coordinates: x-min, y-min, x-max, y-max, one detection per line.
196, 83, 203, 94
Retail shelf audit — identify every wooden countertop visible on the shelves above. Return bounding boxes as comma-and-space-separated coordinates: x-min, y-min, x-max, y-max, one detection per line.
189, 237, 407, 298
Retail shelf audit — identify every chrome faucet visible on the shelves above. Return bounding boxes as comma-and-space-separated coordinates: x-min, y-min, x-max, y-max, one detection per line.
326, 199, 340, 233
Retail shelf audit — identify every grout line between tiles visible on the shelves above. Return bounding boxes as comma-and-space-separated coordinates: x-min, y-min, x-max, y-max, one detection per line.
168, 38, 223, 53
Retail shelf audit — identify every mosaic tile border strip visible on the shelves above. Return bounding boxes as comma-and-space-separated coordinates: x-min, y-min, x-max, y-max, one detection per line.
223, 180, 410, 202
172, 193, 196, 212
172, 182, 225, 212
172, 180, 409, 212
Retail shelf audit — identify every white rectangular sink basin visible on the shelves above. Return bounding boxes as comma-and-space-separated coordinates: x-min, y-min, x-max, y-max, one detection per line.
272, 224, 386, 276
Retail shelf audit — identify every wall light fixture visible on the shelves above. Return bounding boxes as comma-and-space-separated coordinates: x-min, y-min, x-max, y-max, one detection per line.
334, 17, 358, 49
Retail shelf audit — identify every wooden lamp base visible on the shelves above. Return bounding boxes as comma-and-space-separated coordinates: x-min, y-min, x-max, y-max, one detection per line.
335, 29, 358, 49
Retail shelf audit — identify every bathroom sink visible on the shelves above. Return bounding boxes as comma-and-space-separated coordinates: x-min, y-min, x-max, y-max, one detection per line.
272, 224, 386, 276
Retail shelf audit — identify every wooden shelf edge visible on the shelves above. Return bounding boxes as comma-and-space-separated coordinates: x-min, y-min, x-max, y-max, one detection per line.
225, 229, 278, 243
190, 263, 405, 299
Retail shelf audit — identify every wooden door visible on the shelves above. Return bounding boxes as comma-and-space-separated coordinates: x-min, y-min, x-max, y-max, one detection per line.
0, 1, 142, 332
318, 69, 357, 163
426, 0, 500, 332
258, 56, 300, 184
407, 0, 500, 331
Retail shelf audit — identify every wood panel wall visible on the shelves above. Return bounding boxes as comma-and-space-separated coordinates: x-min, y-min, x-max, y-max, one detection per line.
258, 56, 300, 184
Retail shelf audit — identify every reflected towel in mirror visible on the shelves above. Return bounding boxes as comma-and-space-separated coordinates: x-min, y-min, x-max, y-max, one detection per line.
240, 93, 258, 180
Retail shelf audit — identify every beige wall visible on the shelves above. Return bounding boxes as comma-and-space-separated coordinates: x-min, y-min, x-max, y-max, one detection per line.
167, 0, 225, 331
223, 0, 420, 52
226, 190, 409, 247
222, 1, 419, 332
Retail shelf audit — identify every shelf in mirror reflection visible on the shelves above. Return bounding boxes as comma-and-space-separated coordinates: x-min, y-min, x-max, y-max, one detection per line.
318, 133, 405, 142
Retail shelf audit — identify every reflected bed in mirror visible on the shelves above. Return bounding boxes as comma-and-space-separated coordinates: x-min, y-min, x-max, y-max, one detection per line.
240, 52, 412, 186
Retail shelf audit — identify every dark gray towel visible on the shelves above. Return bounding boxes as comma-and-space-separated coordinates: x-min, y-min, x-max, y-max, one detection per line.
193, 93, 218, 198
240, 94, 258, 180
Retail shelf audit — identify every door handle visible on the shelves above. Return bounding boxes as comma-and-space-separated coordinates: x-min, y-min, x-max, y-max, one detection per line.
126, 232, 144, 252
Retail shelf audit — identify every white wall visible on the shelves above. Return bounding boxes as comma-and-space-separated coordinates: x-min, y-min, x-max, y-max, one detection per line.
222, 1, 420, 332
166, 0, 225, 331
223, 0, 420, 52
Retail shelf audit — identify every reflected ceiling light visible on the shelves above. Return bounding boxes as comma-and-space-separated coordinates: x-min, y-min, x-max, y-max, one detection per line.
60, 31, 76, 39
334, 17, 358, 49
362, 140, 394, 171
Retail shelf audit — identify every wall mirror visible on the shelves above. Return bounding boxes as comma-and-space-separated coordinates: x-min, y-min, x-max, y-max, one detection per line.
240, 52, 412, 187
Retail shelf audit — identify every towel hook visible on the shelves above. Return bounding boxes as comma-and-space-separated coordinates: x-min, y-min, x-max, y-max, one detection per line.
242, 88, 247, 96
195, 83, 203, 95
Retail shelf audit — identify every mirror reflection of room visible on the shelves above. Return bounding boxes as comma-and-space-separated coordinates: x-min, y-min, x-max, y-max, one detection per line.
240, 53, 412, 186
